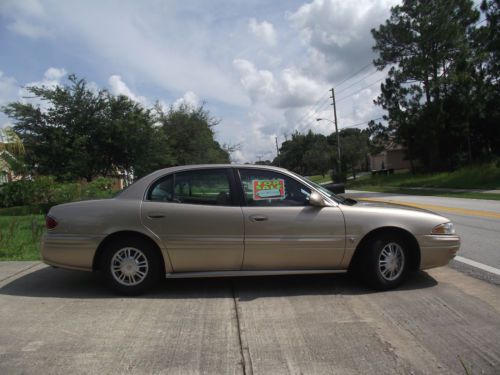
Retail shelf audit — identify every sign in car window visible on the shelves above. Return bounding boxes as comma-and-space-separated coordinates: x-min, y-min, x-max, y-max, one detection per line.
252, 179, 285, 200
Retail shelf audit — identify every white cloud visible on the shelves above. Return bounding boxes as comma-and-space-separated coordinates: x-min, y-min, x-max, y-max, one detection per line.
288, 0, 395, 48
233, 59, 276, 102
233, 59, 325, 108
0, 71, 18, 106
248, 18, 277, 47
0, 0, 45, 18
1, 0, 398, 163
0, 0, 51, 39
0, 71, 19, 128
278, 68, 325, 108
235, 111, 280, 163
174, 91, 200, 109
19, 67, 67, 108
29, 67, 66, 89
287, 0, 398, 81
1, 67, 68, 126
43, 67, 67, 82
108, 75, 147, 104
7, 19, 51, 39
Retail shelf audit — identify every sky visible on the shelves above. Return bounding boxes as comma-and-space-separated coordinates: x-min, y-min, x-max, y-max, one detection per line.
0, 0, 401, 163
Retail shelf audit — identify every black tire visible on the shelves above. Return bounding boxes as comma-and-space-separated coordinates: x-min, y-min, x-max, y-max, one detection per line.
361, 234, 409, 290
101, 236, 162, 295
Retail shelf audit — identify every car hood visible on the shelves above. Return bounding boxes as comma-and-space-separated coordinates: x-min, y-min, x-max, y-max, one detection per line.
349, 199, 437, 215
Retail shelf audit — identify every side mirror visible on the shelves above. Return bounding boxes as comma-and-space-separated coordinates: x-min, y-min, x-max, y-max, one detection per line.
309, 191, 326, 207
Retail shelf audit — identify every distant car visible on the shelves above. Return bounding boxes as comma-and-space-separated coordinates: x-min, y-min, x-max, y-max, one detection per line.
41, 164, 460, 295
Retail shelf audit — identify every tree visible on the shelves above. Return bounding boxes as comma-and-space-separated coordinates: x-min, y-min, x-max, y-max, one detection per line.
2, 75, 169, 181
371, 0, 481, 170
0, 127, 24, 155
154, 104, 230, 166
0, 127, 26, 179
276, 130, 333, 176
255, 160, 273, 165
338, 129, 369, 179
470, 0, 500, 157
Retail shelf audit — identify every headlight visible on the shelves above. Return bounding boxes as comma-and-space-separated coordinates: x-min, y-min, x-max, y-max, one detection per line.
431, 222, 455, 235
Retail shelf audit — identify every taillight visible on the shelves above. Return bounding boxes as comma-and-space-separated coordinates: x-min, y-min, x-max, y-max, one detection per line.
46, 216, 58, 230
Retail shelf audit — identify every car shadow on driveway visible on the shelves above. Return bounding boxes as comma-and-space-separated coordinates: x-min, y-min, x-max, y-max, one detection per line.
0, 266, 438, 300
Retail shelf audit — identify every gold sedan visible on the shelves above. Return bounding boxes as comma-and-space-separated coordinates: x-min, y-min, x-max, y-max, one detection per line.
41, 165, 460, 295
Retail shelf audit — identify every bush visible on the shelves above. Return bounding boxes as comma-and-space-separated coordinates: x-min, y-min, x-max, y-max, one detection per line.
0, 176, 119, 211
0, 180, 34, 208
82, 177, 116, 200
32, 176, 58, 206
0, 205, 42, 216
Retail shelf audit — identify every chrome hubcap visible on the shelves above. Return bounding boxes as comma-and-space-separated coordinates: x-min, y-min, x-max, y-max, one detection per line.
378, 242, 405, 281
111, 247, 149, 286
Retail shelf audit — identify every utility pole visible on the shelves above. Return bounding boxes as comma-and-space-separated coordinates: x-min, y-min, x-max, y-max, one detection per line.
330, 88, 342, 176
275, 136, 280, 166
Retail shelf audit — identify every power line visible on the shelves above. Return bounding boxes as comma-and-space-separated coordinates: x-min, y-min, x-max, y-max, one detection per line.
293, 93, 331, 127
293, 93, 336, 131
335, 77, 386, 103
340, 116, 384, 129
475, 18, 487, 26
335, 62, 373, 87
335, 68, 381, 96
329, 2, 483, 93
294, 2, 486, 136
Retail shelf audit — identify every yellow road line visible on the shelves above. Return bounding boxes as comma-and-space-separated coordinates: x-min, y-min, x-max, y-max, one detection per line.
358, 198, 500, 219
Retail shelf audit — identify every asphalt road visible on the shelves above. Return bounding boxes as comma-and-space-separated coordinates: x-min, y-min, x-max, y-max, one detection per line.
1, 262, 500, 374
345, 191, 500, 277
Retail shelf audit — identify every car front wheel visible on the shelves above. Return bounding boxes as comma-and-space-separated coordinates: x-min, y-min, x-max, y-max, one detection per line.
362, 235, 409, 290
102, 237, 161, 295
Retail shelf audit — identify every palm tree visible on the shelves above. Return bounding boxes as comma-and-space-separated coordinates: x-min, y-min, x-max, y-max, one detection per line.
0, 127, 24, 154
0, 127, 24, 181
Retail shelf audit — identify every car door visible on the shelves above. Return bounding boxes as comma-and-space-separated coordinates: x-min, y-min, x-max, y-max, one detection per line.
141, 168, 244, 272
237, 168, 345, 270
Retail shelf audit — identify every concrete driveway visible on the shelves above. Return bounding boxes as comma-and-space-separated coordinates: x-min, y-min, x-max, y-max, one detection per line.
1, 262, 500, 374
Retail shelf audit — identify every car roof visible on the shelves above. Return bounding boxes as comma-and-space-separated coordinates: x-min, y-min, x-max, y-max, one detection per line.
151, 164, 291, 175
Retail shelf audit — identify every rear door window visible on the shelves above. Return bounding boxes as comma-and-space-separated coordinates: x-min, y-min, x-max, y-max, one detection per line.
147, 169, 232, 206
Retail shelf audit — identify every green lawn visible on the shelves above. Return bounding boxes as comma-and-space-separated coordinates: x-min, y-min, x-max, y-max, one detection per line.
307, 174, 332, 184
348, 163, 500, 190
0, 215, 45, 261
346, 186, 500, 200
346, 163, 500, 200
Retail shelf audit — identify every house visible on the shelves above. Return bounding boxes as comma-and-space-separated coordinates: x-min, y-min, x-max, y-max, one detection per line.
369, 143, 411, 171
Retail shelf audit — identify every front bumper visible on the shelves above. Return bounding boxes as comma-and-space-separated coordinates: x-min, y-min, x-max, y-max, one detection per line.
417, 234, 461, 269
41, 233, 103, 272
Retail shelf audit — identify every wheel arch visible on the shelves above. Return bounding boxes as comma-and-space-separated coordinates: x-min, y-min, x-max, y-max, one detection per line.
93, 230, 167, 274
349, 226, 421, 272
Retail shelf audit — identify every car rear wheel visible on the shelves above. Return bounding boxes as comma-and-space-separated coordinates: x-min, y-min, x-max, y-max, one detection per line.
361, 234, 409, 290
102, 237, 161, 295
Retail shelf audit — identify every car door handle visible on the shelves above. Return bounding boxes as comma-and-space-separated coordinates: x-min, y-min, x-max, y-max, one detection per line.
249, 215, 268, 222
147, 213, 165, 219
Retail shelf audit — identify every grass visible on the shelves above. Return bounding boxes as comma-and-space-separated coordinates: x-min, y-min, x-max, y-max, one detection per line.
0, 215, 45, 261
347, 185, 500, 200
346, 163, 500, 200
308, 174, 332, 184
348, 163, 500, 190
0, 205, 44, 216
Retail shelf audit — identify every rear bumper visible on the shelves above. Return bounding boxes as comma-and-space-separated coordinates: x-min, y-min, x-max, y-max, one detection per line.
417, 234, 461, 269
41, 233, 103, 272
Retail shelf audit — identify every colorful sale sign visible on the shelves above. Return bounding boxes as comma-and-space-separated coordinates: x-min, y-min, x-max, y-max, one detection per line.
252, 179, 285, 200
